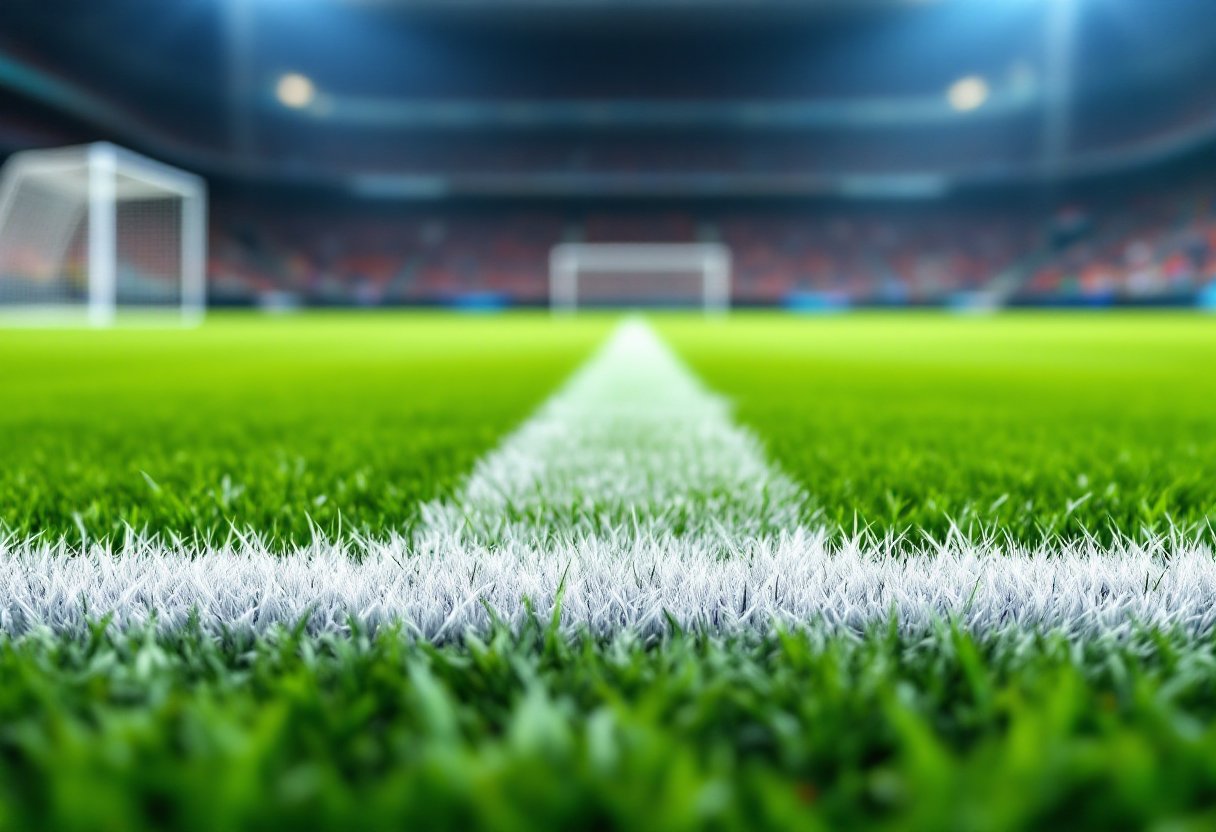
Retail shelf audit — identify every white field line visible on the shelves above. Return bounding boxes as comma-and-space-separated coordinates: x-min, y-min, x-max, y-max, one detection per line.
414, 318, 804, 546
4, 530, 1216, 641
2, 320, 1215, 640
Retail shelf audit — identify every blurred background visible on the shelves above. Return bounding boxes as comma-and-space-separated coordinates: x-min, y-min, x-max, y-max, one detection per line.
3, 0, 1216, 311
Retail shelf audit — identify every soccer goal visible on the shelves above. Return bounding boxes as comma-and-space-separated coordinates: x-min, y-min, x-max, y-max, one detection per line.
0, 142, 206, 326
550, 243, 731, 313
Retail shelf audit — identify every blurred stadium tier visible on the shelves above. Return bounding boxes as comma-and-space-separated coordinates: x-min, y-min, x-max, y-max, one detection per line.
205, 186, 1216, 308
4, 0, 1216, 308
1018, 180, 1216, 306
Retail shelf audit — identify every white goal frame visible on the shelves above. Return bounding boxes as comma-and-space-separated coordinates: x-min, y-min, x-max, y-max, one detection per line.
550, 243, 731, 313
0, 142, 207, 326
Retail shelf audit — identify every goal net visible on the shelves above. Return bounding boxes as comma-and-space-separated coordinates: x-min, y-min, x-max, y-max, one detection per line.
550, 243, 731, 313
0, 142, 206, 326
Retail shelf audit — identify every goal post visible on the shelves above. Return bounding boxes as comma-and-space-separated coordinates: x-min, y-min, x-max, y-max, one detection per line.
0, 142, 207, 326
550, 243, 731, 313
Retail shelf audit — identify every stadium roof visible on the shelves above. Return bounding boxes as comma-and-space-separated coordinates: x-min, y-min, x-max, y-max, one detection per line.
2, 0, 1216, 197
322, 0, 919, 7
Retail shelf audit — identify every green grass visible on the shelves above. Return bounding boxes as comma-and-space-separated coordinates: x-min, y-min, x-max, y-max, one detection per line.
5, 621, 1216, 831
661, 312, 1216, 543
0, 312, 611, 546
5, 310, 1216, 830
9, 312, 1212, 547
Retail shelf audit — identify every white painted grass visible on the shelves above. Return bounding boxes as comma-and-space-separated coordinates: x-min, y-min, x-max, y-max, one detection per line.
415, 318, 804, 546
2, 319, 1215, 640
3, 529, 1216, 640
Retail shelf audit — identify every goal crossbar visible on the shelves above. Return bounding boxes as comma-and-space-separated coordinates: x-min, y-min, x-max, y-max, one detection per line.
550, 243, 731, 313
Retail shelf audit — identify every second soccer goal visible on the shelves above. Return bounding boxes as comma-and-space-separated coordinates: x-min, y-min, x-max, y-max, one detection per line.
549, 243, 731, 313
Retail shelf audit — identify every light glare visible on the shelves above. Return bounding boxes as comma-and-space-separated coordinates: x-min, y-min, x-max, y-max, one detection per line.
276, 73, 316, 109
947, 76, 989, 112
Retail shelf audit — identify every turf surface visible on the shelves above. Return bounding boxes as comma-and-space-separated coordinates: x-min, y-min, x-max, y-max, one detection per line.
4, 310, 1216, 830
0, 313, 610, 546
661, 312, 1216, 543
7, 312, 1212, 546
6, 622, 1216, 831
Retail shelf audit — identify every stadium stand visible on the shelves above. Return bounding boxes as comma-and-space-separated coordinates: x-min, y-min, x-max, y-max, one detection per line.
206, 171, 1216, 309
206, 202, 1044, 307
1020, 181, 1216, 304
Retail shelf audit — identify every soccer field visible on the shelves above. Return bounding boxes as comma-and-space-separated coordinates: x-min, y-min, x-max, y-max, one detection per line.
4, 311, 1216, 829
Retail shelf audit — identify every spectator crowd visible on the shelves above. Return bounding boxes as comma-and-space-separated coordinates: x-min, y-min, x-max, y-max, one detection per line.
208, 178, 1216, 308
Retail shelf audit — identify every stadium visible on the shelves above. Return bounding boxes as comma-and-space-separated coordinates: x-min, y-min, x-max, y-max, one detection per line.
3, 0, 1216, 828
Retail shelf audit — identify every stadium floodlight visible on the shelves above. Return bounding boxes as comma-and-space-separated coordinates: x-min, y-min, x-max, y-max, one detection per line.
276, 73, 316, 109
550, 243, 731, 314
947, 76, 989, 112
0, 142, 207, 326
